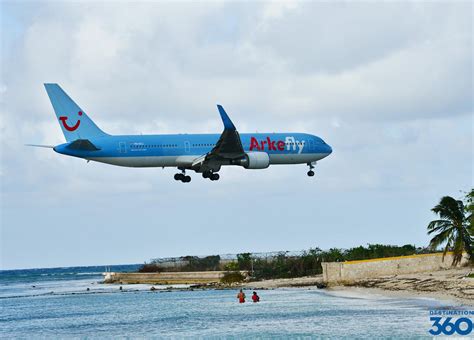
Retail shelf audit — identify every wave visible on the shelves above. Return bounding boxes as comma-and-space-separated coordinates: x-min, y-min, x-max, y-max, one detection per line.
0, 264, 141, 290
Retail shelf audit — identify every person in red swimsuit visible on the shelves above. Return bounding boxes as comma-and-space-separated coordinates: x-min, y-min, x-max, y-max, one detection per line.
251, 291, 260, 303
237, 289, 246, 303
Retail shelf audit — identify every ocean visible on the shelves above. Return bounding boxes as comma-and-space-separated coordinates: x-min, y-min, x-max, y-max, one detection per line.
0, 265, 468, 338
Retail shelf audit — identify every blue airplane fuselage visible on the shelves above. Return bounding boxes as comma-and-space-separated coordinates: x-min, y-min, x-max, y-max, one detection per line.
54, 132, 332, 168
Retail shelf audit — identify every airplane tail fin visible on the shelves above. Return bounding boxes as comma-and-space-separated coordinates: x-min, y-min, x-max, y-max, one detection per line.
44, 84, 108, 142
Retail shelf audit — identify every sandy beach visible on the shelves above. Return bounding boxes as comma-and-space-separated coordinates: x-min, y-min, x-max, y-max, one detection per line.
242, 267, 473, 306
337, 267, 474, 306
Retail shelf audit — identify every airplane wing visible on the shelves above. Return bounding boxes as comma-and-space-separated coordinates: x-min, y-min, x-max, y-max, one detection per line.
191, 105, 245, 171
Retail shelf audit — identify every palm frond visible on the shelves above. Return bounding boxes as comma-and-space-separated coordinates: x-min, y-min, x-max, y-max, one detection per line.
427, 220, 453, 234
429, 228, 453, 250
431, 196, 465, 224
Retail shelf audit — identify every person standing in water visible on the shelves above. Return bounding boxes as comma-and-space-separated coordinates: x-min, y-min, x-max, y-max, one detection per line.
237, 289, 246, 303
251, 291, 260, 303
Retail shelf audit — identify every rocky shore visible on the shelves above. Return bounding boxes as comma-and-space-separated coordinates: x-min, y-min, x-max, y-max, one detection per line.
334, 267, 473, 305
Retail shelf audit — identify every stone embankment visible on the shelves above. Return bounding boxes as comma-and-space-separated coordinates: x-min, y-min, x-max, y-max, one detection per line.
322, 252, 473, 303
322, 252, 469, 284
103, 271, 228, 284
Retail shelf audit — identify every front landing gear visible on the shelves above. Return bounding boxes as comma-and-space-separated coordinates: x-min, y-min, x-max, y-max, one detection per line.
174, 170, 191, 183
307, 162, 316, 177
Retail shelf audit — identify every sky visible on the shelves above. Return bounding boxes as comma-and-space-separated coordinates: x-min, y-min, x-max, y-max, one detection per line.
0, 1, 472, 270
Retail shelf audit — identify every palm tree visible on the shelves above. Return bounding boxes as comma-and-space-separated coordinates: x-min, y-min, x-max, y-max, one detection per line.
465, 189, 474, 237
427, 195, 473, 266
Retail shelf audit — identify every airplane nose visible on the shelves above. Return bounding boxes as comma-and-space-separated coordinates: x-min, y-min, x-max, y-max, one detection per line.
326, 144, 332, 154
324, 144, 332, 156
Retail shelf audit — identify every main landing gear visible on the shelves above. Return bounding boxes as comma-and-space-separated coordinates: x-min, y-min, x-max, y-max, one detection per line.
307, 162, 315, 177
202, 170, 220, 181
174, 170, 191, 183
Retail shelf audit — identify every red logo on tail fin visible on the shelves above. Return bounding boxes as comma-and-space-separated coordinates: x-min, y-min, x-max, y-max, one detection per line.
59, 111, 82, 131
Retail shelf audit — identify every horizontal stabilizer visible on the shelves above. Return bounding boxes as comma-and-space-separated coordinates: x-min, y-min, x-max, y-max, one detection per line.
66, 139, 101, 151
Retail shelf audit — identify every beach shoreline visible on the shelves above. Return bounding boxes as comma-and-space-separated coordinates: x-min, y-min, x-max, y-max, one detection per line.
324, 286, 469, 307
238, 267, 473, 306
97, 267, 474, 306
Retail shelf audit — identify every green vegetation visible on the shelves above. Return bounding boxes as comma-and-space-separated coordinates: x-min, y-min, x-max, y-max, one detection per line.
138, 244, 430, 278
138, 263, 162, 273
466, 189, 474, 244
250, 251, 321, 280
340, 244, 422, 261
138, 255, 221, 273
236, 253, 252, 271
221, 271, 246, 284
248, 245, 425, 280
179, 255, 221, 271
427, 190, 473, 265
468, 273, 474, 278
223, 244, 426, 281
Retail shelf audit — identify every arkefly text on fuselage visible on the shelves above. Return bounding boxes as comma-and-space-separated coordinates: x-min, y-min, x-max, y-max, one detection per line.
32, 84, 332, 182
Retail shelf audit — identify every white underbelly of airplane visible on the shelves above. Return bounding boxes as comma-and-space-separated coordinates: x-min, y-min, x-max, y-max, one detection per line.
88, 153, 327, 168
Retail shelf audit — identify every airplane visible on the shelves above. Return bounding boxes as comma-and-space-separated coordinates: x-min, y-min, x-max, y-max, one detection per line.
29, 84, 332, 183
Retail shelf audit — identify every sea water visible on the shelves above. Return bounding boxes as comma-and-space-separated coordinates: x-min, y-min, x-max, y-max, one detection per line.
0, 266, 467, 338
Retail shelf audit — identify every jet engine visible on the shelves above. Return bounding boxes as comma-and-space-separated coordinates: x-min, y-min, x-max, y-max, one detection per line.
239, 152, 270, 169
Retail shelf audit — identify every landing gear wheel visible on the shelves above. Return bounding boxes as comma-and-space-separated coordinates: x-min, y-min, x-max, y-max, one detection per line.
306, 162, 316, 178
202, 171, 211, 179
183, 175, 191, 183
210, 173, 220, 181
174, 173, 184, 181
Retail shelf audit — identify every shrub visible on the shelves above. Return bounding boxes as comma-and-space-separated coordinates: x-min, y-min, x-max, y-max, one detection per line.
221, 271, 245, 284
138, 263, 162, 273
180, 255, 221, 271
237, 253, 252, 270
224, 261, 239, 271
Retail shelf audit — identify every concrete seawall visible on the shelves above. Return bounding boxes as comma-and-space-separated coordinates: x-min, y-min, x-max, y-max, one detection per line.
322, 252, 469, 285
103, 271, 238, 284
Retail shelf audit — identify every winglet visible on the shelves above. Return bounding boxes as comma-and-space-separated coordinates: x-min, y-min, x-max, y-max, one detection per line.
217, 105, 236, 130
